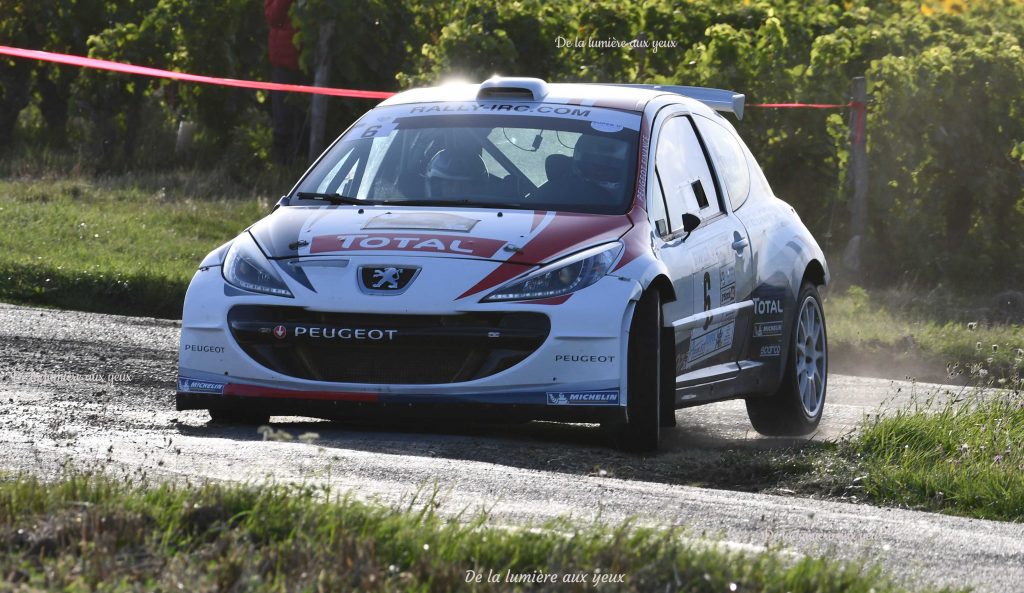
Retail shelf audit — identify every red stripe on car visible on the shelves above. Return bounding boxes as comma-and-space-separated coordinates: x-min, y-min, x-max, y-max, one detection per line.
224, 383, 380, 402
526, 295, 571, 305
530, 210, 547, 232
458, 213, 632, 299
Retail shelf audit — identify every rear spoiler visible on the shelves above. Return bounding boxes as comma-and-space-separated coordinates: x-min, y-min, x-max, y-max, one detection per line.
611, 84, 745, 120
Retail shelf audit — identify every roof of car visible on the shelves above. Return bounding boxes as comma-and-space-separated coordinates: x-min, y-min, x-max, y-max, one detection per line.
378, 78, 745, 119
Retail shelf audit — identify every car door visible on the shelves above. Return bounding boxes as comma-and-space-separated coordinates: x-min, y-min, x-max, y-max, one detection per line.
647, 111, 754, 383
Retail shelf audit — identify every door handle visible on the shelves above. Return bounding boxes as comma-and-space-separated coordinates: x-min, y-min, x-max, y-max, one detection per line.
731, 232, 748, 253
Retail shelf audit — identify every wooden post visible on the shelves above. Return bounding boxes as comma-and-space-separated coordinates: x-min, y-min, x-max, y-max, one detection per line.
308, 21, 335, 163
842, 76, 868, 272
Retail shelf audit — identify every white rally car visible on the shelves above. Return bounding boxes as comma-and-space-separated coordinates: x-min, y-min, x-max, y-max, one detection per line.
177, 77, 829, 451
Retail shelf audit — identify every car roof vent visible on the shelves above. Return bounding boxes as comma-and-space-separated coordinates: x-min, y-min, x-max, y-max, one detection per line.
477, 77, 549, 101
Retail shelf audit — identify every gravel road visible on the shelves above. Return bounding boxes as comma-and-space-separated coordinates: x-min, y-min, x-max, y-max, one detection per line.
0, 303, 1020, 592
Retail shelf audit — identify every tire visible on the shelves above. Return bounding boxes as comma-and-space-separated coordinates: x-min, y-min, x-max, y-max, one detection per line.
618, 288, 662, 452
659, 326, 677, 428
745, 282, 827, 436
208, 408, 271, 425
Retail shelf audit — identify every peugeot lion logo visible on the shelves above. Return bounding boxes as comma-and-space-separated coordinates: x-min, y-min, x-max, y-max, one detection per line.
358, 265, 419, 294
373, 268, 402, 289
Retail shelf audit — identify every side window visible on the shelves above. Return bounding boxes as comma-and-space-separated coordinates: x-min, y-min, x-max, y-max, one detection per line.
694, 115, 751, 210
648, 168, 669, 236
654, 116, 721, 232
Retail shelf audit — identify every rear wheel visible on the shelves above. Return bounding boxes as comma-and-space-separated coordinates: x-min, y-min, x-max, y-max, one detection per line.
618, 288, 662, 452
746, 282, 827, 436
208, 407, 271, 425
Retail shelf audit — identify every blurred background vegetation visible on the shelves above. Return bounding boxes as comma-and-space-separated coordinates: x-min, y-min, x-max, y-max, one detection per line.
0, 0, 1022, 293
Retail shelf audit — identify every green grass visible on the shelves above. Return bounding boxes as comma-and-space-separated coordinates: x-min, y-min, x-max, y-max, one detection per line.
0, 473, 956, 593
0, 176, 268, 317
699, 383, 1024, 522
826, 285, 1024, 378
849, 385, 1024, 521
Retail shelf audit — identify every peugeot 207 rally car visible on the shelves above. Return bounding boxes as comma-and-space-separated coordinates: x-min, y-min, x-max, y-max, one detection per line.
176, 77, 829, 451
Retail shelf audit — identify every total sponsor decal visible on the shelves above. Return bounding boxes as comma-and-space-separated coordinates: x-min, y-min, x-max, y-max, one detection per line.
546, 390, 620, 406
759, 344, 782, 357
183, 344, 225, 354
309, 233, 506, 258
753, 321, 784, 338
554, 354, 616, 363
754, 297, 783, 315
177, 377, 225, 395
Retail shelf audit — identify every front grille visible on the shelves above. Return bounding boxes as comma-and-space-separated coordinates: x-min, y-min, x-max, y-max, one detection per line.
228, 305, 550, 384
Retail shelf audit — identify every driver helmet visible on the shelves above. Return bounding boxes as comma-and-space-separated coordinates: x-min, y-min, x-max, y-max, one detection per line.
571, 134, 628, 194
425, 148, 487, 198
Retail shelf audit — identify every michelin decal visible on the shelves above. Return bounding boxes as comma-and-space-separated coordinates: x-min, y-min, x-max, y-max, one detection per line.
177, 377, 225, 395
546, 390, 620, 406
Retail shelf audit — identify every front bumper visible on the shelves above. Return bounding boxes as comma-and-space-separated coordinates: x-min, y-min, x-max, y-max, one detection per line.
177, 259, 643, 419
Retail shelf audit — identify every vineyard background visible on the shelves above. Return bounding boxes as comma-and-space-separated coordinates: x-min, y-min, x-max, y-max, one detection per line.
1, 0, 1022, 290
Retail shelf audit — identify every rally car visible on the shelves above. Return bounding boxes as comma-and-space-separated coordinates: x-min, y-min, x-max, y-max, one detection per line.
177, 77, 829, 451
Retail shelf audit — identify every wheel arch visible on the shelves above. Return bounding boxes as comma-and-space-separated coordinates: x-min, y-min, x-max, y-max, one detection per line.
802, 259, 827, 288
646, 274, 676, 303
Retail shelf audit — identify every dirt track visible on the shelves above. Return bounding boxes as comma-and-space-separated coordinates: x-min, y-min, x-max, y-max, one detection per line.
1, 302, 1021, 592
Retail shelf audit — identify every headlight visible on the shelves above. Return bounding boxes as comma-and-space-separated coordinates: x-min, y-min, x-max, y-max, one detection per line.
483, 242, 623, 302
221, 232, 293, 297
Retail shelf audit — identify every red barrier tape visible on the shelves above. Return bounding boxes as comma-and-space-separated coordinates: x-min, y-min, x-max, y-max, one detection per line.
1, 45, 866, 114
749, 102, 850, 108
0, 45, 396, 100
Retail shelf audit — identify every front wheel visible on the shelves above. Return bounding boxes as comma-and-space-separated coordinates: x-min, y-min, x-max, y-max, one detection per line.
617, 288, 662, 452
745, 282, 827, 436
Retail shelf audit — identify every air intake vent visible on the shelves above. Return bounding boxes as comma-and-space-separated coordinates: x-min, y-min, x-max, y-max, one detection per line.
477, 77, 549, 101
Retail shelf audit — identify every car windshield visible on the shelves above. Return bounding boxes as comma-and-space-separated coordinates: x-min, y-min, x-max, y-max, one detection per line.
291, 102, 641, 214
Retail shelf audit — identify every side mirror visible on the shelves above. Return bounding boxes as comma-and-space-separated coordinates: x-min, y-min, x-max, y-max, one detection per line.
681, 213, 701, 233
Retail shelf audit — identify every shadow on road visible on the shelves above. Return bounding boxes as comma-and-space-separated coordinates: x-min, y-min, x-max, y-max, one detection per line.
174, 405, 830, 493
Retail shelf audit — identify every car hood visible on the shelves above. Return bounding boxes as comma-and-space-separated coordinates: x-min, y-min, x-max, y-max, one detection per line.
249, 206, 632, 266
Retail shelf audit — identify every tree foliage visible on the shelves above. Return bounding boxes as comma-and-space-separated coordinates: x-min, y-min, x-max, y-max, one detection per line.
0, 0, 1022, 287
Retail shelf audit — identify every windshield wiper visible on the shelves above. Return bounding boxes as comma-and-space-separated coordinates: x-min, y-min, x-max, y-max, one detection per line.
294, 192, 370, 206
388, 199, 531, 210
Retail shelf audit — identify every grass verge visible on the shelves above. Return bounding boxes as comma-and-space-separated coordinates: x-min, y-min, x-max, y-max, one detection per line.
0, 176, 267, 318
849, 385, 1024, 521
826, 285, 1024, 380
0, 473, 954, 593
684, 383, 1024, 522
